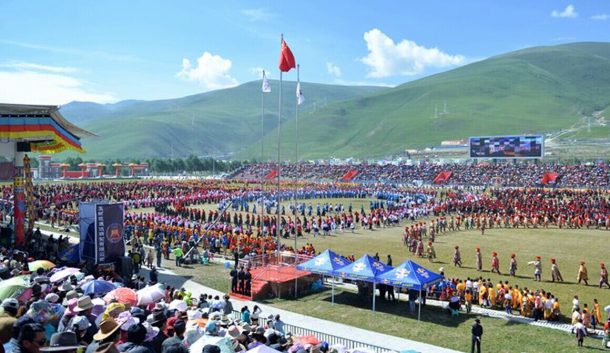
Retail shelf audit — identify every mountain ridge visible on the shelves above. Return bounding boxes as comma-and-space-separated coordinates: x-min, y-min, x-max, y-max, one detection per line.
61, 42, 610, 160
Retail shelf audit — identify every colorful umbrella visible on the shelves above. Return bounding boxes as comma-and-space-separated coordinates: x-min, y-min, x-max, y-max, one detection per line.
49, 267, 81, 283
82, 280, 115, 296
190, 336, 235, 353
28, 260, 56, 272
168, 299, 187, 312
0, 275, 30, 300
296, 336, 321, 345
104, 287, 137, 306
137, 285, 165, 306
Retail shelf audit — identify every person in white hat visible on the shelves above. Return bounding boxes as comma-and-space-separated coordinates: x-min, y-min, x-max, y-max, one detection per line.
69, 316, 91, 346
71, 296, 97, 344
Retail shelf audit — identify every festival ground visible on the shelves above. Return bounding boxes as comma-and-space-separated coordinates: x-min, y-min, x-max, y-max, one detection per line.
159, 246, 607, 353
181, 197, 609, 311
29, 193, 609, 352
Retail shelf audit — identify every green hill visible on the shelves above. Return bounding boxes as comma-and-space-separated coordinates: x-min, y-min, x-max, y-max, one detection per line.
64, 42, 610, 161
241, 42, 610, 160
62, 82, 384, 159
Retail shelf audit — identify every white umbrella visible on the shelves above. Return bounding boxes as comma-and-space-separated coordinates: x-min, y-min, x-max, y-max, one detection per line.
189, 335, 234, 353
247, 345, 283, 353
49, 267, 81, 283
137, 285, 165, 306
169, 299, 188, 312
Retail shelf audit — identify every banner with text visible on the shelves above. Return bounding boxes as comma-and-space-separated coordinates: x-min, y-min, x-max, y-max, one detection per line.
95, 203, 125, 264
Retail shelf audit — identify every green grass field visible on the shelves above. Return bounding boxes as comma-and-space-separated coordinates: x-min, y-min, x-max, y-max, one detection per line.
29, 193, 609, 352
177, 197, 610, 353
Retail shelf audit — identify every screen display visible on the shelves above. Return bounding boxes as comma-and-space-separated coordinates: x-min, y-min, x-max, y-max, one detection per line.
469, 135, 543, 158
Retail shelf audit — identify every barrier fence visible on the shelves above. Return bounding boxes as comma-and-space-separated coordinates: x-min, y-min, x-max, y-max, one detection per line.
231, 311, 393, 353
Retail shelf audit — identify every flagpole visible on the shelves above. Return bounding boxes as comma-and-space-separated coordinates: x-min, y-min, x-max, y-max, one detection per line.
261, 70, 266, 267
294, 64, 300, 298
276, 36, 283, 268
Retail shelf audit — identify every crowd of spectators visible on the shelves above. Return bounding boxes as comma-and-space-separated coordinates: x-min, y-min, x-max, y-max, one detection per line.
0, 242, 334, 353
231, 162, 609, 188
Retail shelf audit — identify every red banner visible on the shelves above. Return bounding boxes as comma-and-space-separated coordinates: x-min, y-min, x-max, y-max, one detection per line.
264, 169, 279, 179
341, 170, 359, 182
433, 171, 452, 184
541, 172, 559, 185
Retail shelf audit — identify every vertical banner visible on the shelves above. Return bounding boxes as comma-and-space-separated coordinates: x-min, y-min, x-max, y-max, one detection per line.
79, 202, 96, 261
95, 203, 125, 263
80, 202, 125, 264
13, 169, 25, 247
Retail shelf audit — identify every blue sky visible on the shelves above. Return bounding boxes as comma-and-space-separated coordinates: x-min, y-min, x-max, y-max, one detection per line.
1, 0, 609, 104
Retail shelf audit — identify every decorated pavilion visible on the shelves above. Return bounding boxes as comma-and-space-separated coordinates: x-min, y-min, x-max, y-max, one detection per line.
0, 103, 94, 246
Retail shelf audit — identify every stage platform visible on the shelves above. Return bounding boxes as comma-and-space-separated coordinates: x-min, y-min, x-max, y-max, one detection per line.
250, 264, 311, 282
231, 264, 318, 300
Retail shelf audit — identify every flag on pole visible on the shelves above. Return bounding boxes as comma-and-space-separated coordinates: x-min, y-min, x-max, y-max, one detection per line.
296, 81, 304, 105
262, 70, 271, 93
279, 39, 296, 72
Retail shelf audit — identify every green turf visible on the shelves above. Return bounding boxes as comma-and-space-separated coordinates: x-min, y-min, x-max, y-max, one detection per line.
269, 291, 604, 353
178, 197, 610, 352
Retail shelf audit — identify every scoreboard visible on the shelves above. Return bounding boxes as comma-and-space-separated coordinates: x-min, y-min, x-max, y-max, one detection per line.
469, 135, 544, 158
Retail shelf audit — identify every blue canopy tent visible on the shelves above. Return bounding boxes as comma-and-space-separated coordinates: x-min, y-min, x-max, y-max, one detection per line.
297, 249, 351, 275
377, 260, 443, 320
335, 254, 393, 311
296, 249, 351, 304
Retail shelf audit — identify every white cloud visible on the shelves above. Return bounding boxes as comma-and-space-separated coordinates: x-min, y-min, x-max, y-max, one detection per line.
551, 4, 578, 18
0, 61, 79, 74
242, 8, 273, 22
0, 66, 115, 105
591, 14, 609, 20
0, 40, 141, 62
360, 28, 464, 78
250, 67, 272, 78
326, 62, 342, 78
177, 52, 238, 90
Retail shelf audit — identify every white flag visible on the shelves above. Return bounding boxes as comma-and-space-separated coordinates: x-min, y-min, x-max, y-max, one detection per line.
262, 70, 271, 93
296, 81, 304, 105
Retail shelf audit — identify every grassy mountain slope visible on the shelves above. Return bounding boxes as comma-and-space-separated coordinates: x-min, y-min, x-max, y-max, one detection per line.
243, 42, 610, 160
62, 82, 384, 159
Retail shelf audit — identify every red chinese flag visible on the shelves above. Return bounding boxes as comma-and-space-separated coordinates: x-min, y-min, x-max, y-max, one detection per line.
278, 40, 296, 72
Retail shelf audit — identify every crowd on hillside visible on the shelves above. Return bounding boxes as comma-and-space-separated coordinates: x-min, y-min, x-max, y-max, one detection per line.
231, 162, 610, 188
